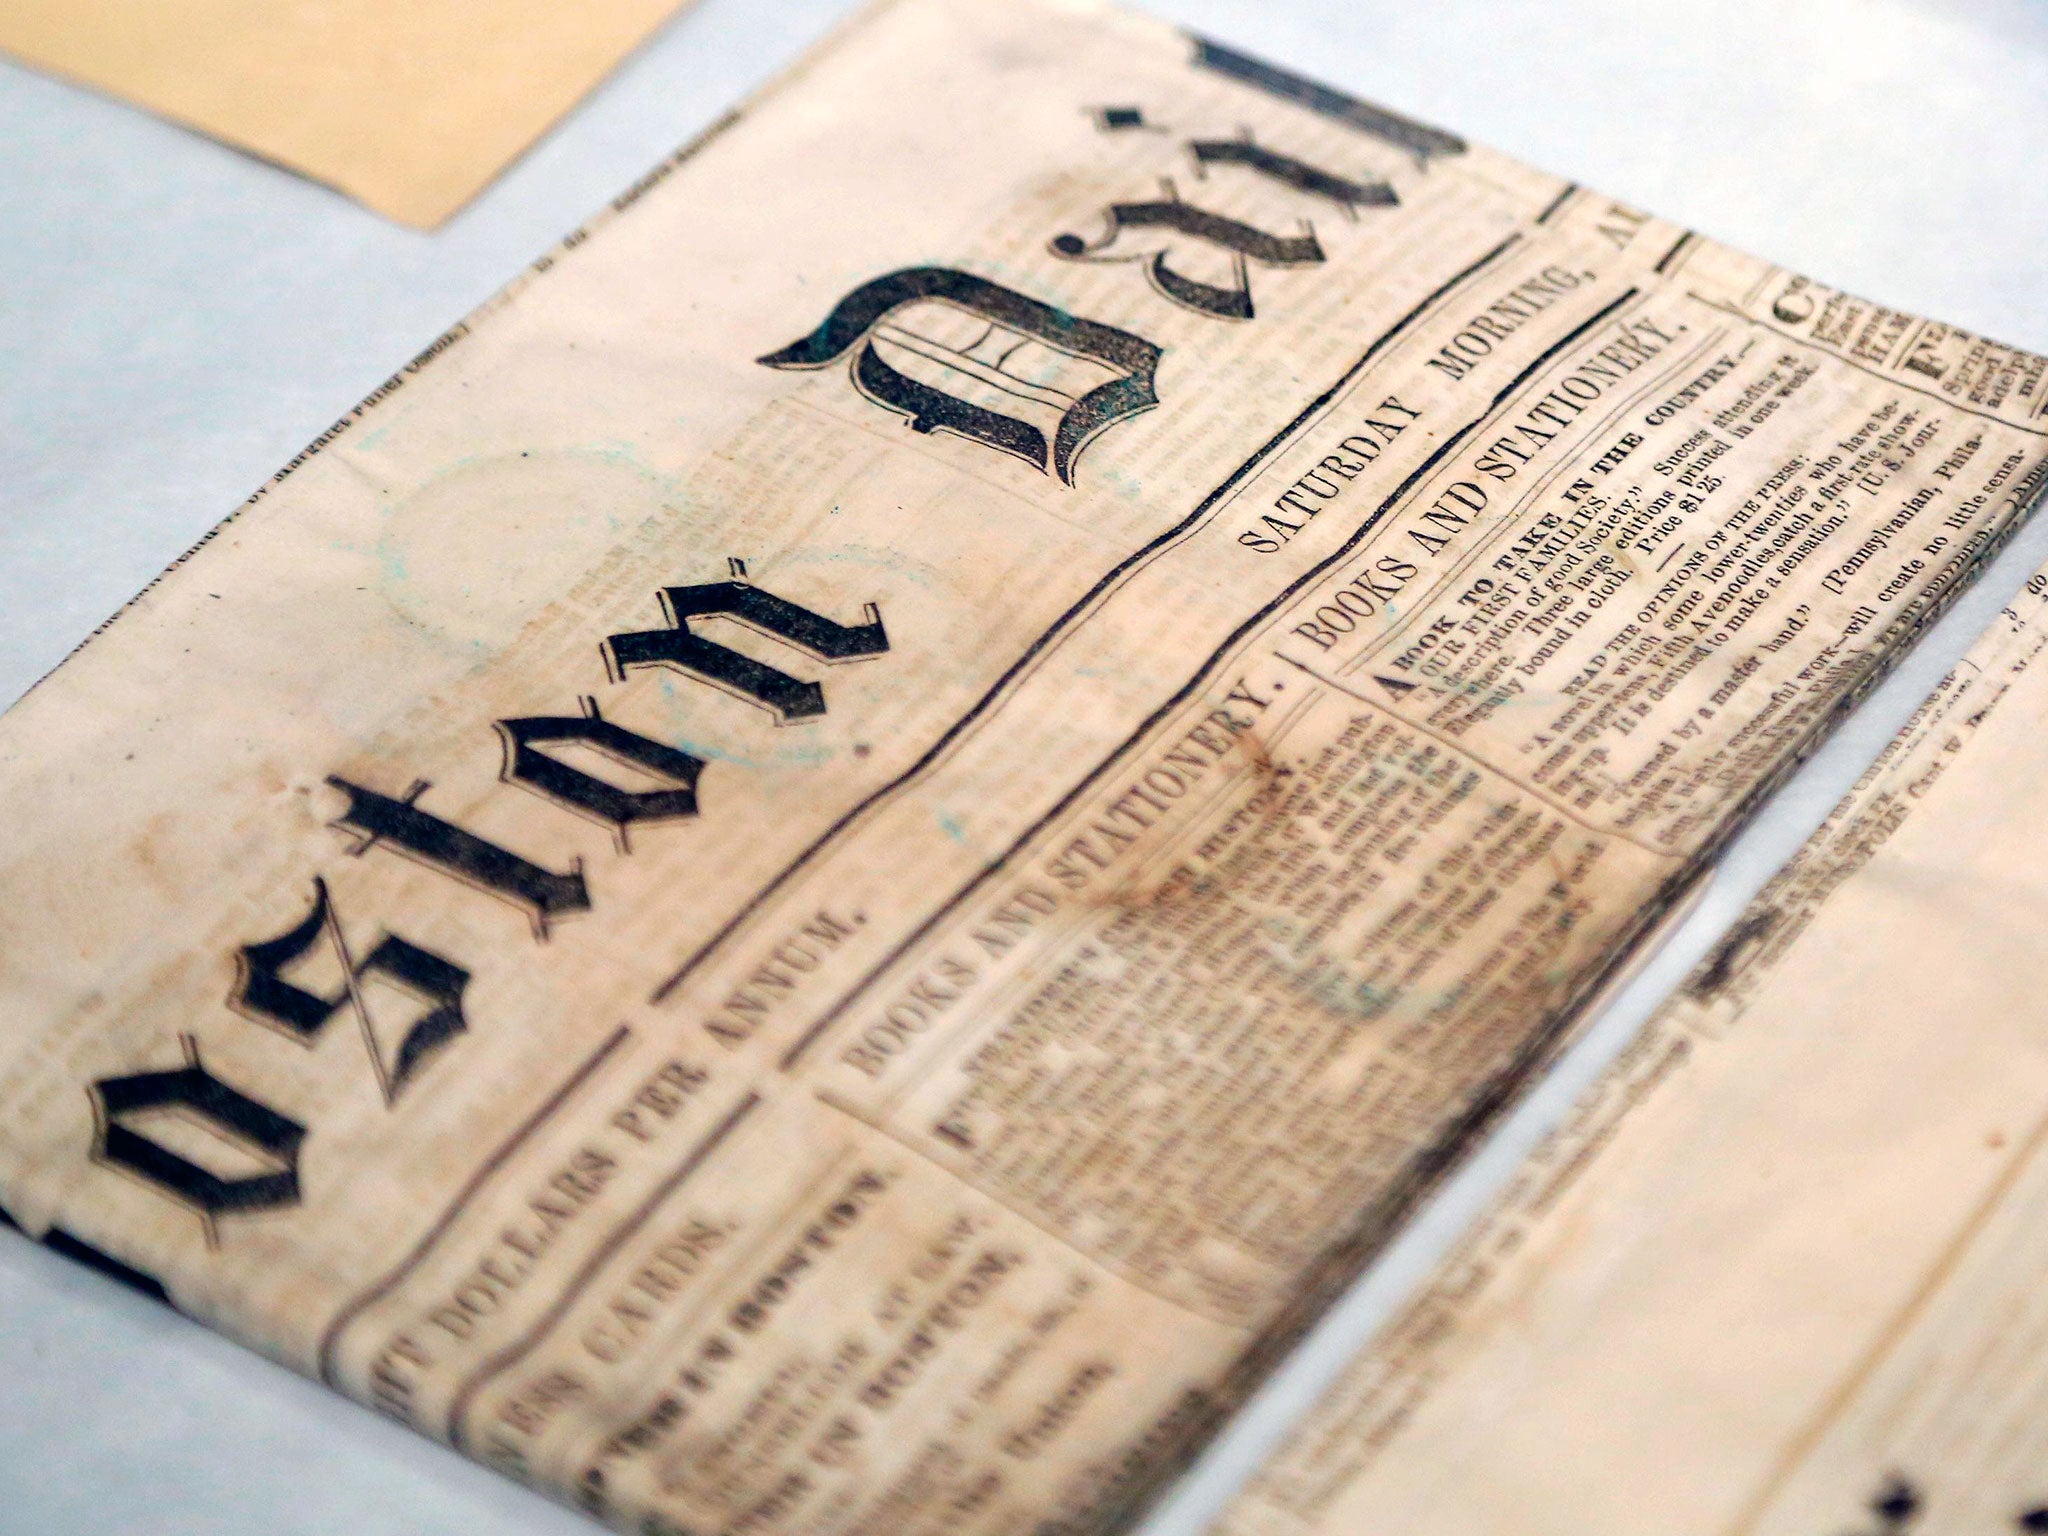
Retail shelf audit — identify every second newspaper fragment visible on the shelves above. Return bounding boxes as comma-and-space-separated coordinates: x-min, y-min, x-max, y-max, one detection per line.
1216, 538, 2048, 1536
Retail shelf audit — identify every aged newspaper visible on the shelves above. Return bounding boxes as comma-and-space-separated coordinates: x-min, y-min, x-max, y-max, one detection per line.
3, 0, 2046, 1530
1212, 562, 2048, 1536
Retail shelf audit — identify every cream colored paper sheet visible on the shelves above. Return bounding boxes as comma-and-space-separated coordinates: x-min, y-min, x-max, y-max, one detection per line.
1214, 558, 2048, 1536
3, 1, 2046, 1531
0, 0, 695, 227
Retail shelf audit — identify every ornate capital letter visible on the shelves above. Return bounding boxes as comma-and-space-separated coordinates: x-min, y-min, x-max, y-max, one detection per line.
758, 267, 1161, 485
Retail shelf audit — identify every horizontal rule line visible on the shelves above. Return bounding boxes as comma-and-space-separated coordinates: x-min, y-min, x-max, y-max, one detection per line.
317, 1023, 633, 1388
777, 286, 1644, 1072
444, 1089, 763, 1452
645, 234, 1528, 1008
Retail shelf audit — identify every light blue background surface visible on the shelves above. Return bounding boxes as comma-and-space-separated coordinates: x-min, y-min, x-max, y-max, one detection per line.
3, 0, 2047, 1529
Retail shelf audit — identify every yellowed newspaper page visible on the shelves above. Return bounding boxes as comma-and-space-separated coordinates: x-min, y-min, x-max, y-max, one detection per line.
3, 0, 2046, 1531
1214, 577, 2048, 1536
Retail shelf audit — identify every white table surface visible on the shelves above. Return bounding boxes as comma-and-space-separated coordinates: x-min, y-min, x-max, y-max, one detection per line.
4, 0, 2047, 1530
